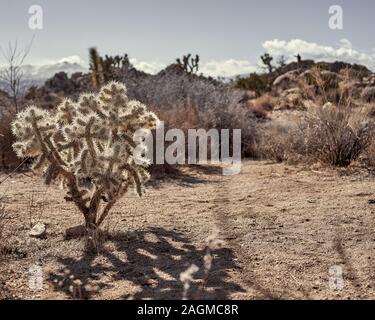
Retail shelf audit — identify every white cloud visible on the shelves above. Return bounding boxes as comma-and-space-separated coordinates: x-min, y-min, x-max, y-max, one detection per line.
200, 59, 258, 77
129, 58, 165, 74
263, 38, 375, 70
130, 58, 259, 77
34, 55, 87, 67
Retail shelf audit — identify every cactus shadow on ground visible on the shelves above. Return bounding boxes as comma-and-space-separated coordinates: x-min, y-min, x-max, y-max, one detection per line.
49, 227, 245, 299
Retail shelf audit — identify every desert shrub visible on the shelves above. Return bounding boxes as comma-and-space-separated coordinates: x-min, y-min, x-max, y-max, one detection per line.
256, 119, 305, 163
234, 73, 272, 96
257, 122, 290, 163
259, 67, 375, 166
118, 64, 248, 114
302, 105, 374, 166
267, 106, 374, 166
153, 102, 259, 159
295, 69, 375, 166
213, 107, 259, 158
11, 82, 159, 237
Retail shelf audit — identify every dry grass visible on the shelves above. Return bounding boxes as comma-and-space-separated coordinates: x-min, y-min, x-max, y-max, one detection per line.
257, 121, 292, 163
301, 105, 374, 166
298, 68, 374, 166
248, 95, 274, 119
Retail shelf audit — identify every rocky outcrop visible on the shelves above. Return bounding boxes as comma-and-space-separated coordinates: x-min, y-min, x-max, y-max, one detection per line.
273, 71, 299, 91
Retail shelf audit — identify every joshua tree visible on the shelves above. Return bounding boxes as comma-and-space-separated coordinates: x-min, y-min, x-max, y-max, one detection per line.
12, 82, 159, 237
89, 49, 132, 89
176, 54, 200, 73
260, 53, 274, 73
89, 47, 105, 90
121, 54, 130, 68
277, 55, 287, 68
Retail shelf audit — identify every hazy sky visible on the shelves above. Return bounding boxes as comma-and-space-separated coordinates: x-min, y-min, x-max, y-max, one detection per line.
0, 0, 374, 76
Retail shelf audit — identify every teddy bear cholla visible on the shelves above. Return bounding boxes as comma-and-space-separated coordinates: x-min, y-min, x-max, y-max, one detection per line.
12, 81, 159, 232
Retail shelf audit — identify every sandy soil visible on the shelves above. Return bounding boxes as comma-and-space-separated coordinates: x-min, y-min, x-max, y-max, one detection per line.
1, 160, 375, 300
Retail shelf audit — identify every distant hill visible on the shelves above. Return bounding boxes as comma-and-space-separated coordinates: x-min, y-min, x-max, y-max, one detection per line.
0, 61, 87, 95
234, 60, 373, 79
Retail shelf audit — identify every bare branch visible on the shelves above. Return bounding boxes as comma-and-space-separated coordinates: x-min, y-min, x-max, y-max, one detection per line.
0, 36, 35, 112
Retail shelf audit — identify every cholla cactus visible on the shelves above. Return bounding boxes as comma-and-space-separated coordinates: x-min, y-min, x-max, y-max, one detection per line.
12, 82, 159, 232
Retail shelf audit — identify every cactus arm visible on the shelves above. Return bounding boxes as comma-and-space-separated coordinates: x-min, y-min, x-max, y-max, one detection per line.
33, 153, 47, 170
119, 163, 143, 196
44, 135, 67, 167
83, 117, 98, 159
95, 199, 116, 227
30, 115, 90, 215
96, 181, 129, 227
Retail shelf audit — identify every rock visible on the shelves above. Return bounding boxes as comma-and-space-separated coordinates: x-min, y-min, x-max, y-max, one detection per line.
321, 70, 338, 79
29, 223, 47, 238
273, 71, 298, 90
299, 69, 312, 80
280, 87, 301, 97
275, 87, 304, 110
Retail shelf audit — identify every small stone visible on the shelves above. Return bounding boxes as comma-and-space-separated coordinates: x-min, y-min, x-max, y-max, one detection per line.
29, 223, 47, 238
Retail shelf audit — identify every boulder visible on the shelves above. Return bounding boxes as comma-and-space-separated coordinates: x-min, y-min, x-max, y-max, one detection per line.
273, 71, 299, 90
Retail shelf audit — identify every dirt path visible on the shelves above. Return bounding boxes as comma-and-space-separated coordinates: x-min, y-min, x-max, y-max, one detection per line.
214, 162, 375, 299
1, 161, 375, 299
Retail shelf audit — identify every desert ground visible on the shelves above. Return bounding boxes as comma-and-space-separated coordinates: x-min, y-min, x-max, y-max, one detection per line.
1, 160, 375, 300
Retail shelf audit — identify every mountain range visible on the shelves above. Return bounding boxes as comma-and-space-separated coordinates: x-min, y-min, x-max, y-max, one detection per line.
0, 61, 87, 94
